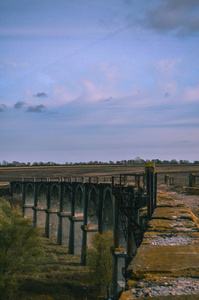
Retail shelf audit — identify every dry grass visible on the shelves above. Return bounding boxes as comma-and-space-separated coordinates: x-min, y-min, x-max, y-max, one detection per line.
16, 235, 94, 300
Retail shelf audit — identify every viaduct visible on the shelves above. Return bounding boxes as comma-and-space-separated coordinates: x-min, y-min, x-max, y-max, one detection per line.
9, 163, 157, 295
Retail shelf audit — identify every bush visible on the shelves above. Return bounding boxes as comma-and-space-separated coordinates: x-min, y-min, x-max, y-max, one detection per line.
0, 197, 44, 299
87, 231, 113, 296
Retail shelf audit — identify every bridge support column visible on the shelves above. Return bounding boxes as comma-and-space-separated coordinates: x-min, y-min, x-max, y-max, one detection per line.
68, 184, 76, 254
22, 182, 26, 217
45, 209, 59, 238
145, 162, 155, 218
81, 184, 89, 265
68, 184, 84, 255
57, 212, 71, 245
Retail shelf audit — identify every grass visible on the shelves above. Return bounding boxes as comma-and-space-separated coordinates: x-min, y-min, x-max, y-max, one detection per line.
17, 235, 94, 300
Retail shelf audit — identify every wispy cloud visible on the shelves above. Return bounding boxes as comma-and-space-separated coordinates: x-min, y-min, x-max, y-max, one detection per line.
33, 92, 48, 98
26, 105, 46, 113
14, 101, 25, 109
0, 104, 7, 112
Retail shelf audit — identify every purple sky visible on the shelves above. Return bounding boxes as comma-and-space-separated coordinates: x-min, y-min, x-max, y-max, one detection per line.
0, 0, 199, 163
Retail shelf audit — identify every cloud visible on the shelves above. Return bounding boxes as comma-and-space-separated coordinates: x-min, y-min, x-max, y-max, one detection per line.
164, 92, 170, 98
33, 92, 48, 98
14, 101, 25, 109
142, 0, 199, 36
26, 105, 46, 113
103, 97, 113, 102
0, 104, 7, 112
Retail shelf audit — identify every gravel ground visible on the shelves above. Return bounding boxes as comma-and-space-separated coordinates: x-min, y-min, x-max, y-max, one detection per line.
150, 236, 193, 246
158, 186, 199, 218
131, 277, 199, 298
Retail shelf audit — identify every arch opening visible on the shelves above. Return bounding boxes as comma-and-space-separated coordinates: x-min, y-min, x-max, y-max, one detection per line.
26, 184, 34, 205
75, 186, 83, 214
87, 188, 98, 225
50, 185, 59, 210
62, 186, 71, 212
13, 183, 22, 198
38, 184, 47, 209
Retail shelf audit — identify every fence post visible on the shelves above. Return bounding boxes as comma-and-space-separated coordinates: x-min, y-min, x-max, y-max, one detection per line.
189, 173, 196, 187
165, 174, 169, 186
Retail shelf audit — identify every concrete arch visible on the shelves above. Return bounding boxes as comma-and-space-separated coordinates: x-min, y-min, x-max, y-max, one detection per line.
26, 183, 34, 205
50, 184, 59, 210
62, 185, 72, 212
102, 188, 113, 233
37, 184, 47, 209
87, 186, 99, 225
13, 183, 22, 197
75, 184, 83, 214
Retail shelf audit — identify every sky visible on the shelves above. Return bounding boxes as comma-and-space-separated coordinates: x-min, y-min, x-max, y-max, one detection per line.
0, 0, 199, 164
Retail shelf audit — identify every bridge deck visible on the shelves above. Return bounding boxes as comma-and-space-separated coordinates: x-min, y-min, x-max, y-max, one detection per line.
120, 193, 199, 299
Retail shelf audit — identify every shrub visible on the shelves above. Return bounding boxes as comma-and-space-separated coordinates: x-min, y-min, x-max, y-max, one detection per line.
0, 197, 44, 299
86, 231, 113, 296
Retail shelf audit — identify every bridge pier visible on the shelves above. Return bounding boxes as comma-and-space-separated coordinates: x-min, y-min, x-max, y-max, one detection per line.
68, 183, 84, 254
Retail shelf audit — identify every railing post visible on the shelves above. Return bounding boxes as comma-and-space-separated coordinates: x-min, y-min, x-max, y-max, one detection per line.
165, 174, 169, 186
189, 173, 196, 187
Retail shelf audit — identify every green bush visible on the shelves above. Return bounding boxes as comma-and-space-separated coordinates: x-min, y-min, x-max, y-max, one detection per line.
0, 197, 44, 299
87, 231, 113, 296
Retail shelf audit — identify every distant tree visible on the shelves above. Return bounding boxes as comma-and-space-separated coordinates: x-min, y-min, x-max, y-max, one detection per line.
194, 161, 199, 164
0, 198, 44, 299
163, 160, 170, 164
26, 162, 31, 166
170, 159, 178, 164
179, 160, 190, 164
109, 161, 114, 165
152, 159, 162, 164
134, 157, 145, 164
11, 161, 20, 167
32, 162, 38, 166
2, 160, 8, 166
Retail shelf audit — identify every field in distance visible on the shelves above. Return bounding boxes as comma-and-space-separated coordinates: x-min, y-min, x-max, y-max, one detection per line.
0, 164, 199, 187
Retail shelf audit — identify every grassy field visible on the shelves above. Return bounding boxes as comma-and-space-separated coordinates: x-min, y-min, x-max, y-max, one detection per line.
17, 235, 93, 300
0, 164, 199, 187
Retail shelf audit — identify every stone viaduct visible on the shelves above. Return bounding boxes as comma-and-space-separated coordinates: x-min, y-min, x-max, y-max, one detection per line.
9, 164, 157, 294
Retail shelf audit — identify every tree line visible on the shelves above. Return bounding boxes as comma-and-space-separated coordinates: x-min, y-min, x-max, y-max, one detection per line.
1, 157, 199, 167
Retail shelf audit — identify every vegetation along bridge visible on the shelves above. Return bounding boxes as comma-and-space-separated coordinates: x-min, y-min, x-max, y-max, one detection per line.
10, 163, 157, 295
